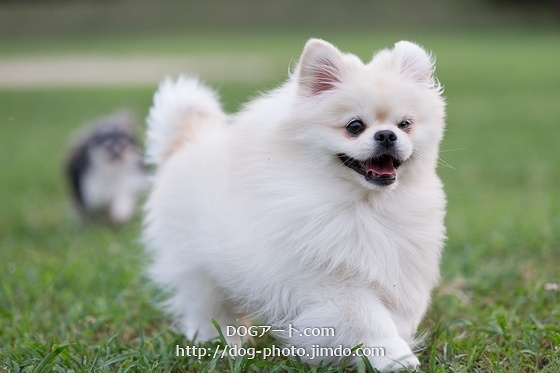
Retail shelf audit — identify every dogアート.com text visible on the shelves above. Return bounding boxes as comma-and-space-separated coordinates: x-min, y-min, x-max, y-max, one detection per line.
226, 324, 335, 338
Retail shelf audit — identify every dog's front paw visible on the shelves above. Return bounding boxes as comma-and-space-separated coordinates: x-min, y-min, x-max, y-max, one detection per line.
367, 338, 420, 372
376, 355, 420, 372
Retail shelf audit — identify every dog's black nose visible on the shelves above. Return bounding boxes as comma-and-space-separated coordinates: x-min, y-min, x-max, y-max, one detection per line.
374, 130, 397, 148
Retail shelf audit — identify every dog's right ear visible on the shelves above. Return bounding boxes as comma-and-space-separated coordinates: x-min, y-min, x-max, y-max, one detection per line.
296, 39, 345, 96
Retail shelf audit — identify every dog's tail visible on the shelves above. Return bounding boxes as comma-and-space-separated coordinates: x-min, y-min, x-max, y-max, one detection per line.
146, 75, 226, 165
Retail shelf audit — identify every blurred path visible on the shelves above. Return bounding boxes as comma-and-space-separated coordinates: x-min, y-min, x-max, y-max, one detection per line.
0, 54, 279, 88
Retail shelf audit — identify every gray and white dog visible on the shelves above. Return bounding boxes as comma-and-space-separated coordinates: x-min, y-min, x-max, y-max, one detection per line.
65, 110, 148, 226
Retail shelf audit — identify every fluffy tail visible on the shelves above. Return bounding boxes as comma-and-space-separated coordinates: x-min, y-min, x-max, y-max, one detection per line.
145, 75, 226, 165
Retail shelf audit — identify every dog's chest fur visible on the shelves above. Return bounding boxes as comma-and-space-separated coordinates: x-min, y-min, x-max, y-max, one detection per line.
224, 170, 445, 322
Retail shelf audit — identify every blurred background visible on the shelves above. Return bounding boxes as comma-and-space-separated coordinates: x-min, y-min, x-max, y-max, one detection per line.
1, 0, 559, 370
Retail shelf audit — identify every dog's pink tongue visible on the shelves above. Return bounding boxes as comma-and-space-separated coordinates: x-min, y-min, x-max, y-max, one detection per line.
366, 157, 395, 175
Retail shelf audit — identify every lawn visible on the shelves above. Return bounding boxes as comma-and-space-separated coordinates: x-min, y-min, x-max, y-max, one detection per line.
1, 9, 559, 372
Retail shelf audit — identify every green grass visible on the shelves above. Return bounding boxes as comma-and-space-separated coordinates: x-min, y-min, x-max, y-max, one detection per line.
1, 28, 560, 372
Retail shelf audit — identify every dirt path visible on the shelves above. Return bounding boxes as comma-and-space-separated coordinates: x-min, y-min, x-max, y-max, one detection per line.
0, 54, 279, 88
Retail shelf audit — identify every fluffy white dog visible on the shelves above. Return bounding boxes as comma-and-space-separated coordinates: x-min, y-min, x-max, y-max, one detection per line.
144, 39, 446, 371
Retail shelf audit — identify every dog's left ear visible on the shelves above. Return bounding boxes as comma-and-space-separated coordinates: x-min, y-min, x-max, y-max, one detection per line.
296, 39, 345, 96
391, 41, 435, 84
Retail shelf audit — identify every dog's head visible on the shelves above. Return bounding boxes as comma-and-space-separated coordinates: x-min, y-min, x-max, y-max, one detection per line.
288, 39, 446, 191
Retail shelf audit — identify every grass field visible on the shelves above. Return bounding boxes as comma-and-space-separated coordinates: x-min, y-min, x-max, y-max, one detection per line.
1, 2, 560, 370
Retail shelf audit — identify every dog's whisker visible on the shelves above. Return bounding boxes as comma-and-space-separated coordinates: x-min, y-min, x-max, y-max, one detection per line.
410, 148, 456, 171
437, 158, 456, 170
440, 147, 468, 153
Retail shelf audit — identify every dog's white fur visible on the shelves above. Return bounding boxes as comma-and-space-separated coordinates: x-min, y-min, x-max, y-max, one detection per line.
144, 39, 446, 371
81, 148, 146, 223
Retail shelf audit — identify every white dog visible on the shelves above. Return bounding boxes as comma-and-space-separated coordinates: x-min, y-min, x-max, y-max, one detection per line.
144, 39, 446, 371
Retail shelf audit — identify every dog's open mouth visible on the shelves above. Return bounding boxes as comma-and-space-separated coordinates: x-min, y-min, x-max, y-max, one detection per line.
338, 153, 402, 186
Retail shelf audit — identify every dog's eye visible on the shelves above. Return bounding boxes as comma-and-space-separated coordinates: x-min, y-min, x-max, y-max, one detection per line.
398, 119, 412, 131
345, 120, 366, 136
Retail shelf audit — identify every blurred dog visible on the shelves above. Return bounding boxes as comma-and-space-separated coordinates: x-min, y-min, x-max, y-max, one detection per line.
65, 110, 148, 226
144, 39, 446, 371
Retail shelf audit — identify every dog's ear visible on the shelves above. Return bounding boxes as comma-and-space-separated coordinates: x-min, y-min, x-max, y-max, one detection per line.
297, 39, 345, 95
391, 41, 435, 84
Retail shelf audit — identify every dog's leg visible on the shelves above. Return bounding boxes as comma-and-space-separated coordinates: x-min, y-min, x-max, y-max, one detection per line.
165, 271, 242, 345
284, 288, 420, 372
109, 193, 136, 225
